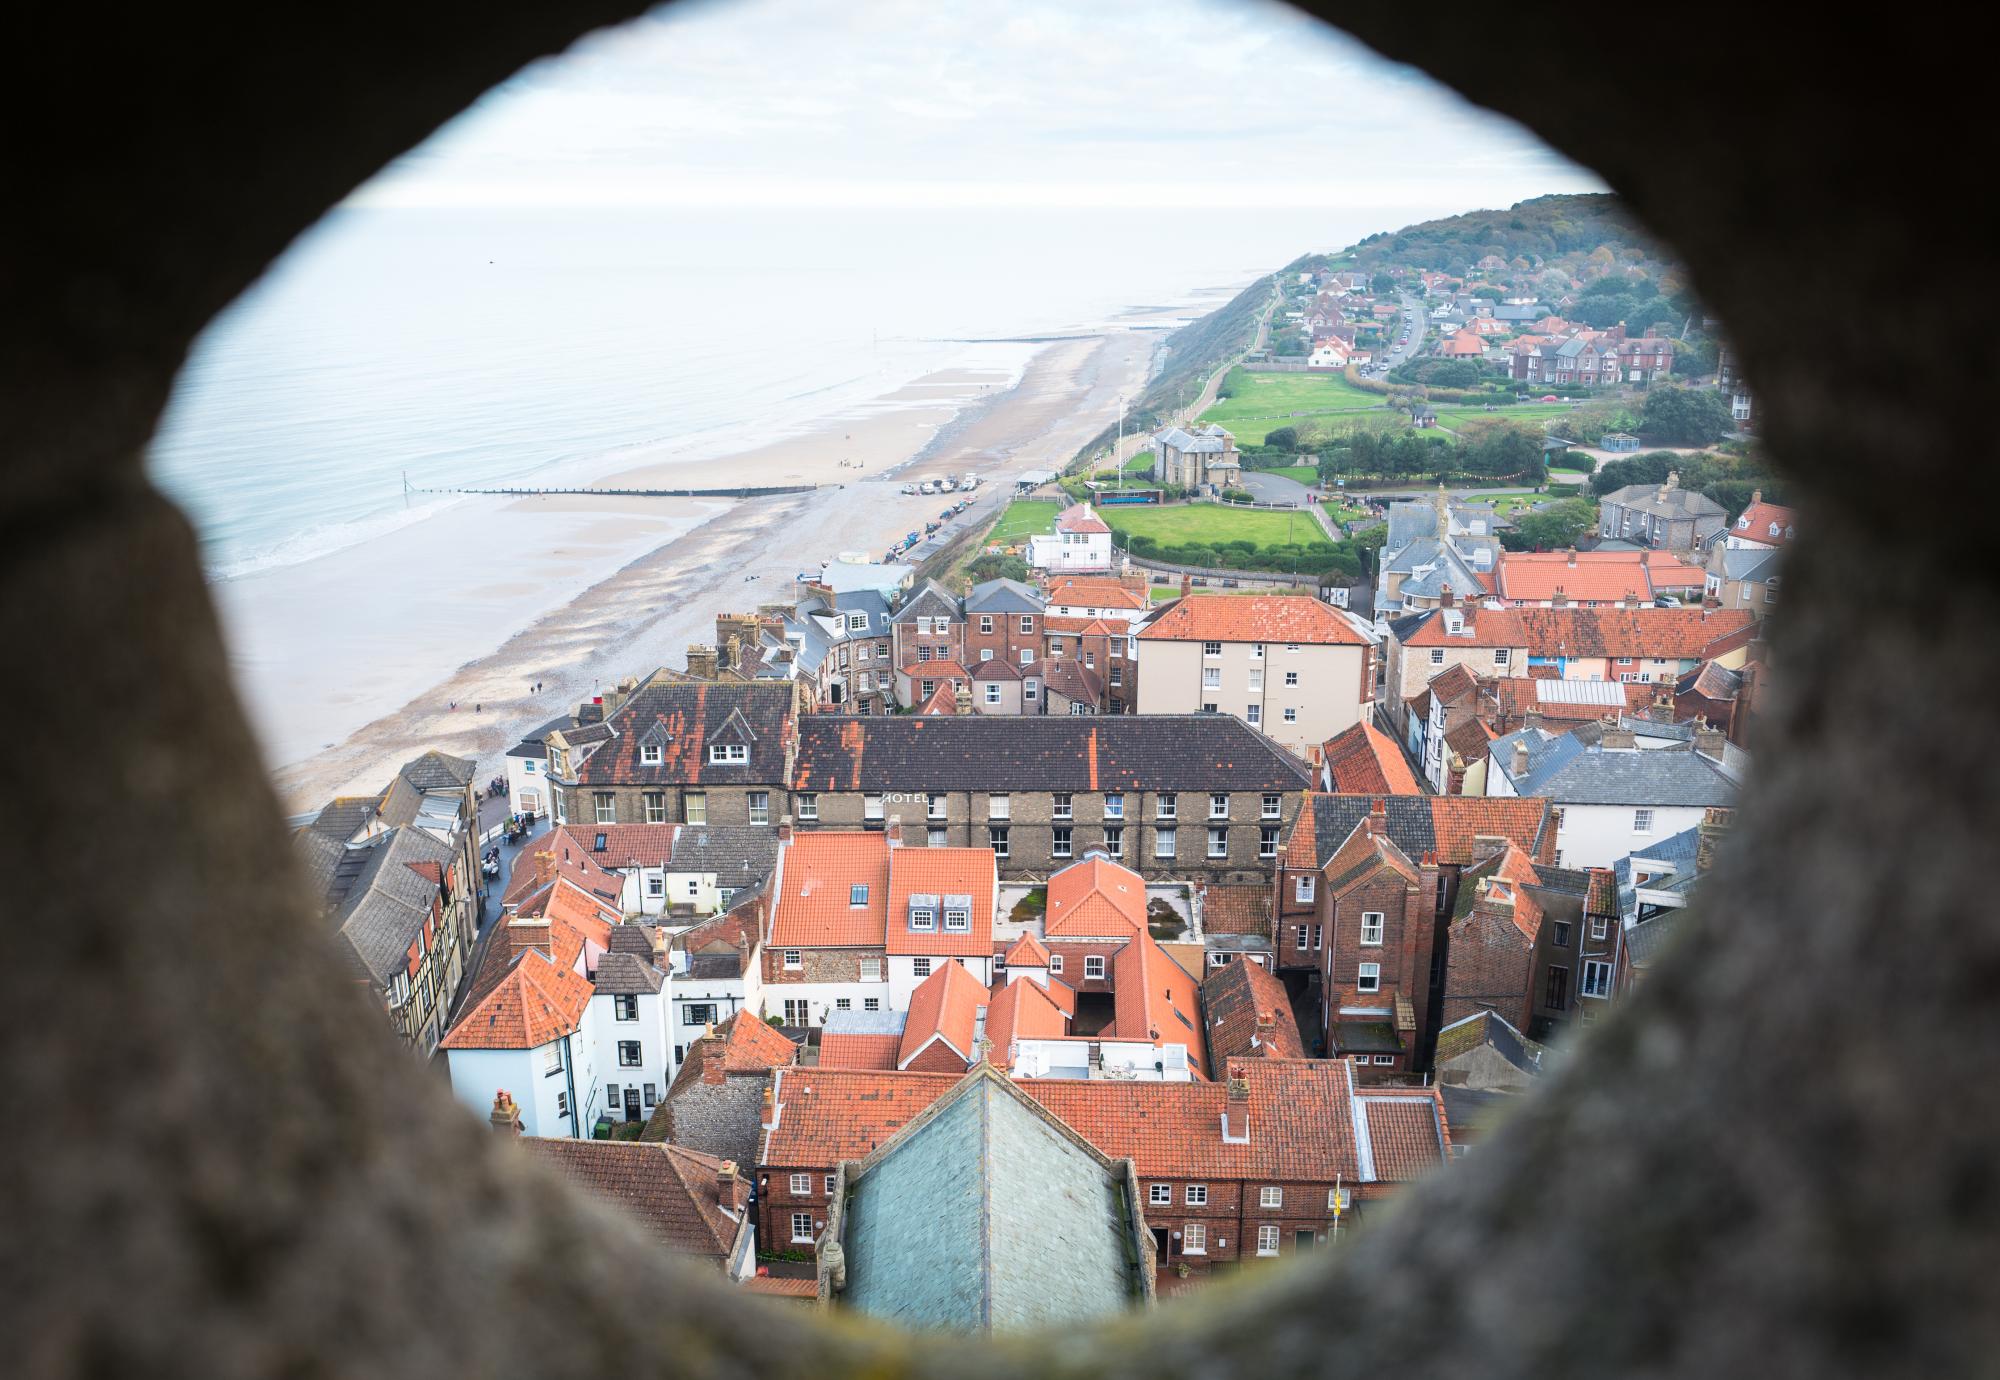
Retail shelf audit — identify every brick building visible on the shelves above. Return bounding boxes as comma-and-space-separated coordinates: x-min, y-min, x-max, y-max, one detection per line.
1440, 843, 1621, 1040
640, 1011, 798, 1172
788, 715, 1313, 883
756, 1058, 1449, 1276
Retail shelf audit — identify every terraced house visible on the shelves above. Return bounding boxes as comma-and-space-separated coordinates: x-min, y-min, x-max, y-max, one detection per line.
1273, 792, 1558, 1073
787, 715, 1315, 882
546, 678, 798, 833
756, 1057, 1449, 1279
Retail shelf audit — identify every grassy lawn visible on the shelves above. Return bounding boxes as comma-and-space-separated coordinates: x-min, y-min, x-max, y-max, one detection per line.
986, 499, 1060, 545
1267, 465, 1321, 485
1199, 371, 1389, 444
1432, 402, 1573, 431
1125, 451, 1156, 473
1104, 503, 1334, 551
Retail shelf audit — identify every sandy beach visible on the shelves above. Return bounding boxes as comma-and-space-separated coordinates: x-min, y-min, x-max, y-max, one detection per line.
266, 323, 1167, 813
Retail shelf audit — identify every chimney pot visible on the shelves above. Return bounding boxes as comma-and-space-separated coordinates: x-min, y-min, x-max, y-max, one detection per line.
885, 814, 903, 846
490, 1090, 523, 1135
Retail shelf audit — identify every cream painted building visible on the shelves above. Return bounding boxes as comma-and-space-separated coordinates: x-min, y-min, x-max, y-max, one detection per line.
1134, 595, 1371, 754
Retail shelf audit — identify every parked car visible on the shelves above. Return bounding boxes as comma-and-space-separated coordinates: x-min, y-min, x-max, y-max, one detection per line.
962, 473, 980, 490
939, 477, 957, 492
920, 481, 936, 494
900, 482, 917, 495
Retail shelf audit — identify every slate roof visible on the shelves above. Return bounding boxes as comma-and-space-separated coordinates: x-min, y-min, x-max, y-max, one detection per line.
791, 716, 1314, 793
571, 682, 794, 787
964, 579, 1044, 615
591, 948, 665, 997
892, 579, 963, 625
297, 825, 457, 987
1601, 481, 1727, 522
1138, 595, 1368, 645
667, 826, 780, 891
838, 1067, 1147, 1332
1716, 545, 1784, 581
1155, 424, 1234, 454
398, 749, 476, 791
1434, 1008, 1540, 1075
519, 1139, 742, 1263
1493, 731, 1739, 807
1624, 910, 1686, 967
304, 795, 383, 843
1614, 823, 1705, 919
1295, 793, 1556, 869
1202, 959, 1306, 1061
507, 713, 576, 759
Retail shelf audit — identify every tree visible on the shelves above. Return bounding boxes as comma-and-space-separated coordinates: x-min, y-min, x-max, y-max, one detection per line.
1641, 386, 1734, 446
1266, 426, 1299, 452
1571, 295, 1631, 329
967, 553, 1028, 583
1504, 499, 1597, 551
1471, 285, 1504, 301
1370, 272, 1396, 295
1456, 418, 1547, 483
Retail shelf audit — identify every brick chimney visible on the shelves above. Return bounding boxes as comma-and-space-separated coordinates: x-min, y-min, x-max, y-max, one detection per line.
1552, 587, 1568, 608
490, 1090, 523, 1135
1695, 807, 1733, 874
1694, 724, 1727, 759
1565, 547, 1577, 567
717, 1160, 751, 1214
885, 814, 902, 847
1512, 737, 1530, 780
954, 683, 973, 715
1369, 798, 1388, 834
1750, 488, 1762, 505
1440, 583, 1455, 609
508, 915, 554, 959
687, 643, 719, 679
1180, 573, 1192, 599
1600, 725, 1637, 750
777, 813, 793, 844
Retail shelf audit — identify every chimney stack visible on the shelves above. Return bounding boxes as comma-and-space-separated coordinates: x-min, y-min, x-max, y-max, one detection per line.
508, 916, 554, 959
1695, 807, 1733, 874
1600, 725, 1637, 750
1565, 547, 1577, 567
686, 643, 719, 679
1440, 583, 1455, 609
1552, 587, 1568, 608
777, 813, 793, 844
1180, 573, 1192, 599
1227, 1071, 1250, 1101
490, 1091, 523, 1135
1751, 488, 1762, 504
1694, 724, 1727, 759
718, 1160, 750, 1214
1369, 798, 1388, 832
1512, 737, 1530, 780
885, 814, 902, 847
954, 683, 973, 715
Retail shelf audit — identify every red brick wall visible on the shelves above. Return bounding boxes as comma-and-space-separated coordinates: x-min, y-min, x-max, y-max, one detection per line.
1044, 937, 1126, 994
1320, 869, 1432, 1046
901, 1038, 971, 1074
759, 1165, 833, 1256
965, 612, 1041, 668
1440, 908, 1534, 1032
760, 945, 881, 985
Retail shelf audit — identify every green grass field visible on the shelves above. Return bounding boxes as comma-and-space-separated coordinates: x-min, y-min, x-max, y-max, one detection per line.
1103, 503, 1334, 551
1432, 403, 1573, 432
1198, 371, 1389, 444
1267, 465, 1321, 485
1125, 451, 1156, 473
986, 499, 1060, 545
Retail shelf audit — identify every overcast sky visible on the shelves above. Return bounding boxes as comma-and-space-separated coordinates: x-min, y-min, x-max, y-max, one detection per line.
353, 0, 1599, 210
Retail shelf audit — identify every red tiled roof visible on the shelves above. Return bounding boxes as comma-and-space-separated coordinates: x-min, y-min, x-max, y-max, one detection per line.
917, 681, 962, 715
898, 959, 988, 1069
441, 948, 592, 1050
760, 1060, 1449, 1186
1496, 551, 1654, 603
1201, 958, 1306, 1061
520, 1139, 742, 1262
1002, 932, 1051, 966
1045, 856, 1148, 937
768, 831, 890, 949
662, 1010, 798, 1105
818, 1031, 902, 1071
1398, 607, 1758, 659
1139, 595, 1368, 646
1055, 503, 1111, 535
1043, 616, 1122, 636
1360, 1097, 1451, 1180
1322, 723, 1423, 795
885, 847, 995, 956
1110, 930, 1209, 1078
1643, 551, 1708, 589
740, 1275, 819, 1299
1282, 793, 1320, 869
1430, 796, 1557, 866
1045, 579, 1149, 611
1198, 883, 1271, 936
1731, 501, 1798, 546
983, 977, 1070, 1068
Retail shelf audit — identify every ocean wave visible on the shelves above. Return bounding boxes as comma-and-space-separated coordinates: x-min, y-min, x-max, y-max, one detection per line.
208, 494, 467, 582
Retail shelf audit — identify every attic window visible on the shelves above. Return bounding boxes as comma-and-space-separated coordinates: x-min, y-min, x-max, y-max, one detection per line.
909, 907, 935, 931
641, 744, 662, 764
849, 884, 869, 907
709, 744, 748, 764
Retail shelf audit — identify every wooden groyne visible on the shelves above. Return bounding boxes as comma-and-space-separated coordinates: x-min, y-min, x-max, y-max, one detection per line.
406, 480, 821, 499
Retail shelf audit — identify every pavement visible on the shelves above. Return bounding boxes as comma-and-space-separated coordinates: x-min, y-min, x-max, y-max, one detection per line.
1235, 470, 1314, 507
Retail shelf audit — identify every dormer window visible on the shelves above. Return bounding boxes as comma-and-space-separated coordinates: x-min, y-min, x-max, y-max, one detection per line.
641, 744, 662, 764
943, 896, 972, 932
708, 744, 748, 764
909, 907, 935, 931
847, 613, 867, 632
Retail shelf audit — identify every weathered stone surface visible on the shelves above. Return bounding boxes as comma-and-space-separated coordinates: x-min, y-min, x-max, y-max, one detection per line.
4, 6, 1995, 1378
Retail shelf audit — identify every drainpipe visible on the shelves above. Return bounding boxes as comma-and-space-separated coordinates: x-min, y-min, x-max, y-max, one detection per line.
562, 1032, 582, 1139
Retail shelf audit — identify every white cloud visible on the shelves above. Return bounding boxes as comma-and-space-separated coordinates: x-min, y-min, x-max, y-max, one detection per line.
351, 0, 1600, 209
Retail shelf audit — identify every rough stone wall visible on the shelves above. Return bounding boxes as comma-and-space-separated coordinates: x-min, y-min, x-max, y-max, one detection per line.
8, 6, 2000, 1379
662, 1074, 769, 1175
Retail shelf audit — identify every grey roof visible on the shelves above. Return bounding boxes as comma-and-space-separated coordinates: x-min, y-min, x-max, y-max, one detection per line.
840, 1069, 1144, 1331
1154, 424, 1233, 454
1205, 933, 1274, 953
1383, 500, 1441, 552
593, 951, 666, 997
296, 826, 457, 988
1491, 303, 1543, 322
1495, 730, 1737, 808
817, 560, 912, 597
1602, 483, 1727, 522
1613, 823, 1704, 918
398, 750, 476, 791
667, 826, 780, 891
894, 580, 962, 625
823, 1007, 908, 1038
1623, 909, 1686, 966
507, 714, 574, 760
304, 797, 381, 843
965, 578, 1045, 614
819, 590, 893, 641
1717, 546, 1783, 581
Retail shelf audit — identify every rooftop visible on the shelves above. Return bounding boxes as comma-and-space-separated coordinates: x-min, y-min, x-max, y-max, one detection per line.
1138, 595, 1369, 646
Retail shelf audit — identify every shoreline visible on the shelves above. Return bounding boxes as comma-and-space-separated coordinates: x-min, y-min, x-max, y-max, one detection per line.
267, 324, 1165, 812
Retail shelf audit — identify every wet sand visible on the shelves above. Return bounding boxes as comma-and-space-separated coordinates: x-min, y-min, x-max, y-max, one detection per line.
270, 328, 1160, 812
